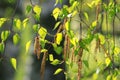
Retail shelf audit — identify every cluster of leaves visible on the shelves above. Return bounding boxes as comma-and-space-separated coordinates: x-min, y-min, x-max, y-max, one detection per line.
0, 0, 120, 80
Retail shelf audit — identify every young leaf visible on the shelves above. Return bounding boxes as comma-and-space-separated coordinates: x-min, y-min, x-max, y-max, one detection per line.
23, 18, 29, 28
114, 47, 120, 56
91, 20, 97, 29
13, 33, 20, 45
56, 33, 62, 45
99, 34, 105, 45
49, 54, 54, 61
41, 49, 48, 53
84, 12, 89, 21
38, 27, 47, 39
26, 5, 32, 14
53, 21, 61, 30
0, 42, 4, 53
105, 57, 111, 66
33, 5, 41, 15
54, 68, 63, 75
1, 30, 10, 41
0, 18, 7, 27
51, 59, 60, 66
10, 58, 17, 70
52, 8, 61, 20
14, 18, 22, 30
53, 43, 63, 55
92, 73, 98, 80
26, 40, 31, 53
65, 20, 70, 31
33, 24, 40, 33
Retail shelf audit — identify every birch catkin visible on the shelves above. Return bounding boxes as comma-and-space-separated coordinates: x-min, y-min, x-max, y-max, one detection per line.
34, 36, 41, 59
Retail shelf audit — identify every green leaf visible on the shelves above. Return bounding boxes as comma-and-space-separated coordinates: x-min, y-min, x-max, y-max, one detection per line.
65, 20, 70, 31
105, 57, 111, 66
49, 54, 54, 61
26, 5, 32, 14
54, 68, 63, 75
52, 8, 61, 20
53, 43, 63, 55
84, 12, 89, 21
23, 18, 29, 28
10, 58, 17, 70
91, 20, 97, 29
114, 47, 120, 56
0, 18, 7, 27
92, 73, 98, 80
33, 5, 41, 15
25, 40, 31, 53
40, 39, 47, 48
56, 33, 62, 45
1, 30, 10, 41
83, 60, 89, 68
51, 59, 60, 66
106, 74, 112, 80
13, 33, 20, 45
41, 49, 48, 53
38, 27, 47, 39
0, 42, 4, 53
99, 34, 105, 45
33, 24, 40, 33
53, 21, 61, 30
14, 18, 22, 30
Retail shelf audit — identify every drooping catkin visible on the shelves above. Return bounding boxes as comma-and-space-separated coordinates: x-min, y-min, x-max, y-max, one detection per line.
40, 52, 48, 80
34, 36, 41, 59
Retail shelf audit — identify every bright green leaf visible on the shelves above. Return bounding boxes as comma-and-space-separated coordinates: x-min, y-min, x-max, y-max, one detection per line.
51, 59, 60, 66
23, 18, 29, 28
49, 54, 54, 61
106, 74, 112, 80
0, 18, 7, 27
92, 73, 98, 80
41, 49, 48, 53
14, 18, 22, 30
52, 8, 61, 20
65, 20, 70, 31
13, 33, 20, 45
52, 43, 62, 55
1, 30, 10, 41
26, 40, 31, 53
91, 20, 97, 29
84, 12, 89, 21
0, 42, 4, 53
56, 33, 62, 45
33, 5, 41, 15
105, 57, 111, 66
53, 21, 61, 30
26, 5, 32, 14
54, 68, 63, 75
99, 34, 105, 45
33, 24, 40, 33
38, 27, 47, 39
10, 58, 17, 70
72, 10, 78, 17
40, 39, 47, 48
114, 47, 120, 56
